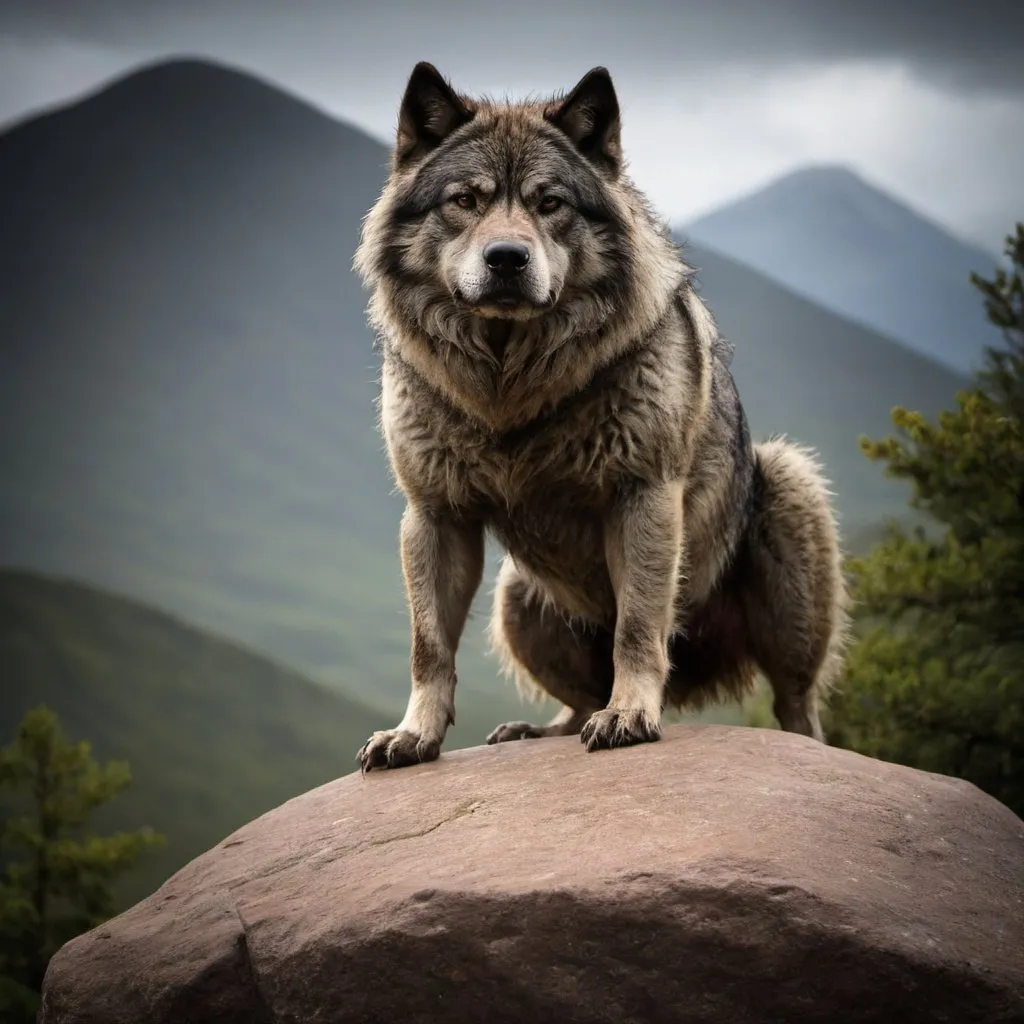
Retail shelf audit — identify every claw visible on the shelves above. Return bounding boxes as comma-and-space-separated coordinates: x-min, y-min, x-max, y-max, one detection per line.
486, 721, 544, 744
356, 729, 441, 772
580, 708, 660, 752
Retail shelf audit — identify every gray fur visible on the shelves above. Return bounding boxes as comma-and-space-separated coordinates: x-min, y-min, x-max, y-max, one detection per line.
353, 62, 850, 770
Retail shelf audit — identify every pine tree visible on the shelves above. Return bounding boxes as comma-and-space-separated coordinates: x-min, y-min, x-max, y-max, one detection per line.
824, 222, 1024, 814
0, 705, 164, 1020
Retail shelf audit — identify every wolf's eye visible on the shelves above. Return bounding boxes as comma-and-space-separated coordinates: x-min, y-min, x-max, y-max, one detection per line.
452, 193, 476, 210
538, 195, 562, 214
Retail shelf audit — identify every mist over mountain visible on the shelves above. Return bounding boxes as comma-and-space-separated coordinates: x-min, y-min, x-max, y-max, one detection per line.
0, 59, 967, 736
683, 165, 1001, 375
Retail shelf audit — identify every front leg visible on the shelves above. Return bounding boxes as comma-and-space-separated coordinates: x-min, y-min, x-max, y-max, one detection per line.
581, 480, 683, 753
358, 504, 484, 771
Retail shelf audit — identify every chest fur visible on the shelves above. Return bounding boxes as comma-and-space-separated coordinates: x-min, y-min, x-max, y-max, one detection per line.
382, 361, 679, 513
382, 361, 672, 621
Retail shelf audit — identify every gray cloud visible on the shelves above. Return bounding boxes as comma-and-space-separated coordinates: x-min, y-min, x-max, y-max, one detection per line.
2, 0, 1023, 93
0, 1, 1020, 252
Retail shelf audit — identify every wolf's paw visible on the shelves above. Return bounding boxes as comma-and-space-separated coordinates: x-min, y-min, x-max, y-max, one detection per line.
486, 721, 545, 744
357, 729, 441, 772
580, 708, 661, 752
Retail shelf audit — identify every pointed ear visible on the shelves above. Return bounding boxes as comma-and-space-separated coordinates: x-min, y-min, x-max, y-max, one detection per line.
546, 67, 621, 172
395, 62, 474, 168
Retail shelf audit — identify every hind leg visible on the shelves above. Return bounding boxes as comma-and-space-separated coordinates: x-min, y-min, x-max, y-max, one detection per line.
486, 705, 592, 744
486, 556, 613, 744
743, 440, 850, 742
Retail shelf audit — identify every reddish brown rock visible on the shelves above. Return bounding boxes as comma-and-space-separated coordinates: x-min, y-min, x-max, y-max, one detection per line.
40, 725, 1024, 1023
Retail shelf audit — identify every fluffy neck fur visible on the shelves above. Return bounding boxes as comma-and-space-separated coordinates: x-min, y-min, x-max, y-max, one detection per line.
357, 176, 688, 434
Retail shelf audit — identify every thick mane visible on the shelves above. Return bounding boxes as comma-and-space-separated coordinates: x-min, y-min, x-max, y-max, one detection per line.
355, 100, 686, 433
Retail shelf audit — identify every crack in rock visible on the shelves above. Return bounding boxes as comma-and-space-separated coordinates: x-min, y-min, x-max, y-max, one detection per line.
371, 800, 484, 847
233, 903, 276, 1024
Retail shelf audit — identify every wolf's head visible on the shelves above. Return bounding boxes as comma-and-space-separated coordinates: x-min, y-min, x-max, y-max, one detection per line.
356, 64, 682, 357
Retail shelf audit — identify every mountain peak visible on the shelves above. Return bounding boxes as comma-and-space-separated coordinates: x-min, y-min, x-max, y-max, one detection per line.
1, 55, 374, 159
90, 55, 304, 109
697, 163, 945, 230
761, 163, 867, 189
683, 163, 999, 375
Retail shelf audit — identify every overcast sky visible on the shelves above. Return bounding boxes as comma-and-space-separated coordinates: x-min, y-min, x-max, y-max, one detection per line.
1, 0, 1021, 253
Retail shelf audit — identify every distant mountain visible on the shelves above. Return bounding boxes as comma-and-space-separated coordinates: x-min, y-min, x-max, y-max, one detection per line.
683, 165, 1001, 375
673, 239, 964, 535
0, 59, 965, 739
0, 567, 382, 903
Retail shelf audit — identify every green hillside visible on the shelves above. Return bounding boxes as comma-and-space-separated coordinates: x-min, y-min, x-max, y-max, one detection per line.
0, 567, 384, 904
0, 57, 966, 741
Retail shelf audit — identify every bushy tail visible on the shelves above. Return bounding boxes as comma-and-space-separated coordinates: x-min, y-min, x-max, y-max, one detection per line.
750, 437, 852, 737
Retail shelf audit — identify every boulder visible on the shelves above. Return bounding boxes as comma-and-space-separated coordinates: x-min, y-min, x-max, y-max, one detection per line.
40, 724, 1024, 1023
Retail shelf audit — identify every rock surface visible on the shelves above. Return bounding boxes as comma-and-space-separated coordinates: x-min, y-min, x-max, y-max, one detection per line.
41, 725, 1024, 1024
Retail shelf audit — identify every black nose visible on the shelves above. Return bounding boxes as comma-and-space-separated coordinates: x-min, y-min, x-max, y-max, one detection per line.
483, 241, 530, 278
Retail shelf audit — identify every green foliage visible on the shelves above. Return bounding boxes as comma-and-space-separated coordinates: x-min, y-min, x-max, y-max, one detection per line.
822, 223, 1024, 814
0, 705, 164, 1021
